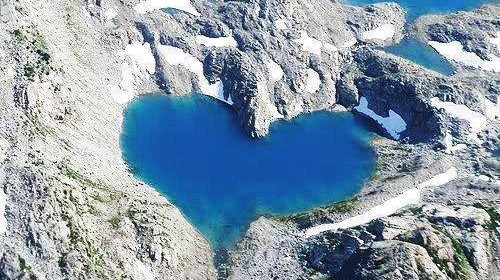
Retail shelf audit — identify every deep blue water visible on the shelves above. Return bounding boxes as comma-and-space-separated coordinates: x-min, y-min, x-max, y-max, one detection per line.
121, 95, 375, 247
346, 0, 500, 75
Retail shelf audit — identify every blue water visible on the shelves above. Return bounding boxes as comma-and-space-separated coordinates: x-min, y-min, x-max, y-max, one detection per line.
121, 95, 375, 248
384, 38, 455, 75
346, 0, 500, 75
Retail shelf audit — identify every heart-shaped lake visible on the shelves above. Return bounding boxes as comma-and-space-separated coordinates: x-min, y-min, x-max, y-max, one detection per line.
121, 94, 375, 248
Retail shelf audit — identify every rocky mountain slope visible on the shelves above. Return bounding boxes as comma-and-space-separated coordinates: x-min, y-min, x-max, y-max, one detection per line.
0, 0, 498, 279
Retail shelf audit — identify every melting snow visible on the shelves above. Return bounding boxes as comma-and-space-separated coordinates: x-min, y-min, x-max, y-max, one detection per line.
429, 40, 500, 73
431, 97, 488, 144
195, 35, 238, 48
354, 97, 407, 140
360, 24, 395, 41
305, 68, 321, 93
305, 167, 458, 237
134, 0, 200, 16
266, 59, 284, 83
157, 45, 232, 105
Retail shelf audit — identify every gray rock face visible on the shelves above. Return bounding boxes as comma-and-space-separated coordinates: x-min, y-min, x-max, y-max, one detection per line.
136, 0, 406, 137
0, 0, 499, 279
306, 204, 498, 280
413, 4, 500, 61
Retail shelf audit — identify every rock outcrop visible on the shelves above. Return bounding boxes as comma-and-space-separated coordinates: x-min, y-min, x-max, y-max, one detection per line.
0, 0, 498, 279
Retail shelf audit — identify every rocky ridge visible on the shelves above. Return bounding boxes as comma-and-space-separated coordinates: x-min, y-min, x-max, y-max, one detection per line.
0, 0, 498, 279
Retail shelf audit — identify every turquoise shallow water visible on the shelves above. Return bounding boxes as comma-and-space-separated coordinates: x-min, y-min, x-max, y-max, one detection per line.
121, 95, 375, 248
384, 38, 455, 75
346, 0, 498, 21
347, 0, 500, 75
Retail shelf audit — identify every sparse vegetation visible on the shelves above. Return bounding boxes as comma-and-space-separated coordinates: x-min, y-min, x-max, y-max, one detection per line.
472, 203, 498, 231
273, 197, 359, 223
108, 215, 122, 229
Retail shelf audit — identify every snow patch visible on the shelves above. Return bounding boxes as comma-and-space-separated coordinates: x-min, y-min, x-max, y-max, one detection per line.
305, 167, 457, 237
429, 40, 500, 73
354, 97, 407, 140
489, 31, 500, 50
443, 131, 467, 154
125, 43, 156, 74
342, 37, 357, 49
111, 43, 156, 104
157, 45, 232, 105
110, 63, 135, 104
482, 97, 499, 121
0, 138, 9, 163
195, 35, 238, 48
0, 168, 7, 235
274, 19, 288, 30
294, 32, 323, 56
361, 24, 395, 41
305, 68, 321, 93
266, 59, 284, 83
431, 97, 488, 144
104, 8, 118, 20
323, 43, 338, 53
134, 0, 200, 16
133, 259, 154, 280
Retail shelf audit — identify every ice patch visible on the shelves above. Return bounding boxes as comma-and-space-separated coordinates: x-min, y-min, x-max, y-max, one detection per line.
125, 43, 156, 74
104, 8, 118, 20
158, 45, 232, 105
305, 68, 321, 93
361, 24, 395, 41
195, 35, 238, 48
305, 167, 457, 237
266, 59, 284, 83
429, 40, 500, 73
431, 97, 488, 144
274, 19, 288, 30
134, 0, 200, 16
354, 97, 407, 140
